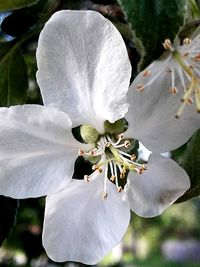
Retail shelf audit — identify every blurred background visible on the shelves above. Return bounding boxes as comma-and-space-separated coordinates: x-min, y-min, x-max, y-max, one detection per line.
0, 0, 200, 266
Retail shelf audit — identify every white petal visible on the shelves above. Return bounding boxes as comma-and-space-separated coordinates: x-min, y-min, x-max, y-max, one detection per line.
36, 10, 131, 133
125, 153, 190, 218
0, 105, 87, 198
43, 176, 130, 264
126, 54, 200, 152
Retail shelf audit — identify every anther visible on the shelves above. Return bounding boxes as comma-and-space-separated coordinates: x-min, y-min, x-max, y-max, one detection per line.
166, 67, 172, 73
110, 175, 116, 182
194, 53, 200, 62
130, 154, 136, 161
169, 87, 179, 94
78, 149, 84, 156
105, 142, 111, 148
84, 175, 90, 182
143, 69, 151, 77
183, 52, 189, 57
117, 186, 123, 193
124, 140, 131, 148
163, 39, 174, 51
137, 84, 145, 92
183, 38, 192, 46
120, 172, 126, 179
101, 191, 108, 199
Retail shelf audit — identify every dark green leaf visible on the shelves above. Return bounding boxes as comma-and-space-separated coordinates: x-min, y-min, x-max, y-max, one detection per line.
0, 196, 19, 246
118, 0, 187, 68
0, 0, 39, 11
173, 129, 200, 203
0, 47, 28, 106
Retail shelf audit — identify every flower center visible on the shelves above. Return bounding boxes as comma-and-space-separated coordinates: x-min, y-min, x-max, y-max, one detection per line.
78, 131, 146, 200
163, 38, 200, 117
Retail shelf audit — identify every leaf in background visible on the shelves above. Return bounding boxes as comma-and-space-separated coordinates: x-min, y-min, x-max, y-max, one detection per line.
0, 47, 28, 106
173, 129, 200, 203
0, 0, 39, 11
0, 196, 19, 246
118, 0, 187, 68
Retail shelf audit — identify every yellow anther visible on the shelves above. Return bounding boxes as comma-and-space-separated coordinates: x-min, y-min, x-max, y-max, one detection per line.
101, 191, 108, 199
183, 38, 192, 46
143, 69, 151, 77
137, 84, 145, 92
169, 87, 179, 94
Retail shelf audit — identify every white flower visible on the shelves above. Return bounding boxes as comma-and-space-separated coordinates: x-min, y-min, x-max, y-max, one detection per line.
131, 36, 200, 123
0, 10, 199, 265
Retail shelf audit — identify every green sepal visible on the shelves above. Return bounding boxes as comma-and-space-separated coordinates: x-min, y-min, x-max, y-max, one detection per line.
80, 124, 100, 144
104, 118, 128, 135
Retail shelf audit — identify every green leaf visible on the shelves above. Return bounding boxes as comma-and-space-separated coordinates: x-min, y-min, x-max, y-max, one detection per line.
173, 129, 200, 203
0, 196, 19, 246
0, 47, 28, 106
0, 0, 39, 11
118, 0, 187, 68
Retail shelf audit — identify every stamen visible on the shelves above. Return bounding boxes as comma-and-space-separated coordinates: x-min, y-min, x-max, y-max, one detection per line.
194, 53, 200, 62
107, 134, 123, 147
101, 164, 108, 200
114, 140, 130, 149
113, 162, 122, 192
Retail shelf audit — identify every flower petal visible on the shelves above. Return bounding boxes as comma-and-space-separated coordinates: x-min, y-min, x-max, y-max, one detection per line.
36, 10, 131, 133
125, 153, 190, 218
126, 54, 200, 152
43, 176, 130, 264
0, 105, 87, 198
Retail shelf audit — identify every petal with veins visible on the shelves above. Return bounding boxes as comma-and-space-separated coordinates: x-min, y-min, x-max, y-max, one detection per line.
43, 176, 130, 264
0, 105, 88, 198
36, 10, 131, 133
125, 153, 190, 218
126, 53, 200, 152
